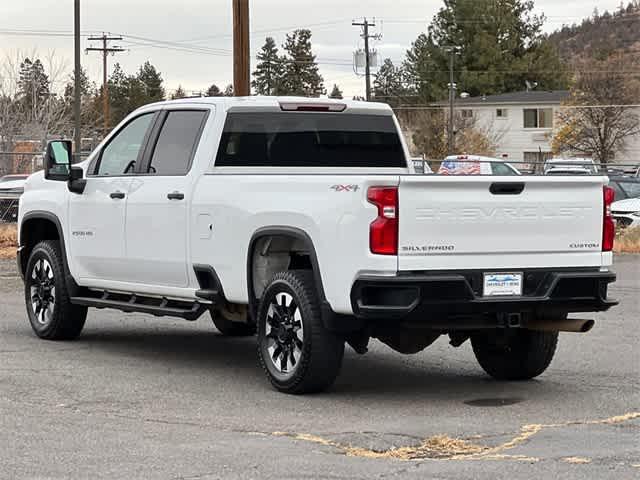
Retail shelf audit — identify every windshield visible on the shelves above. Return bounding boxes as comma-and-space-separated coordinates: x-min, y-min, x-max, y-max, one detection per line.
618, 181, 640, 199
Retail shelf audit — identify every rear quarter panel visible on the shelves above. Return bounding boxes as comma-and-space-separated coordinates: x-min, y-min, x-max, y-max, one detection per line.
191, 171, 400, 314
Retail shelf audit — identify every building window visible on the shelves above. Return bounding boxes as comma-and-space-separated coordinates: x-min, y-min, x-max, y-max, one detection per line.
496, 108, 508, 118
523, 108, 553, 128
460, 109, 473, 119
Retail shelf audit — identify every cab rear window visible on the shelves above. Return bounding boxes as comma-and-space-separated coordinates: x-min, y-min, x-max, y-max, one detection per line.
215, 112, 405, 168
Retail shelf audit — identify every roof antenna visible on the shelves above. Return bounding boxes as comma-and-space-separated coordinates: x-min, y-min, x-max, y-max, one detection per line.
525, 80, 538, 92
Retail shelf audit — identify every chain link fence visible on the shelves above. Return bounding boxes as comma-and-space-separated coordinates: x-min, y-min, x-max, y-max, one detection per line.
0, 151, 42, 223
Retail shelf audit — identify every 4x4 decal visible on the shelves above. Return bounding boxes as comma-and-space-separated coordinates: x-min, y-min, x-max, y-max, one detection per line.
330, 184, 359, 192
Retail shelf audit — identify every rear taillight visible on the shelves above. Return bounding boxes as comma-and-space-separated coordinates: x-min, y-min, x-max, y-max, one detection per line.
367, 186, 398, 255
602, 186, 615, 252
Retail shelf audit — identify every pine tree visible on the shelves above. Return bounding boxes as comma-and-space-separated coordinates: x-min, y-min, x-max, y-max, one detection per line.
17, 58, 50, 120
63, 66, 93, 101
171, 85, 187, 99
206, 84, 223, 97
403, 0, 568, 102
252, 37, 284, 95
373, 59, 407, 107
328, 84, 343, 99
137, 61, 165, 102
281, 29, 324, 97
107, 63, 148, 127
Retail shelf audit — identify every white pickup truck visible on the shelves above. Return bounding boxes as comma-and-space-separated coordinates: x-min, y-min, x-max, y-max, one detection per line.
17, 97, 617, 394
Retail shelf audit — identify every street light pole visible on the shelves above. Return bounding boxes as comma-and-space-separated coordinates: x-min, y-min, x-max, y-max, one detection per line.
445, 46, 460, 155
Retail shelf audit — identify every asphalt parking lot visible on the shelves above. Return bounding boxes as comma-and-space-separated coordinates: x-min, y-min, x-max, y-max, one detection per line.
0, 256, 638, 480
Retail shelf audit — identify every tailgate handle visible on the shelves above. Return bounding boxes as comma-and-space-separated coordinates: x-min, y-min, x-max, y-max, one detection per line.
489, 182, 525, 195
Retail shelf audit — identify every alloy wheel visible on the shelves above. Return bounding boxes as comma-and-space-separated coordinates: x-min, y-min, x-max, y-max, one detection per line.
29, 258, 56, 325
264, 292, 304, 376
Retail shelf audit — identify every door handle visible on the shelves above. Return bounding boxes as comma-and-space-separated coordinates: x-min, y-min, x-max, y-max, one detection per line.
110, 191, 125, 199
167, 192, 185, 200
489, 182, 525, 195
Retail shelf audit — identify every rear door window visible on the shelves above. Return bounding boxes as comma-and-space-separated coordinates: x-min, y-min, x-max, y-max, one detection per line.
147, 110, 208, 175
215, 112, 405, 168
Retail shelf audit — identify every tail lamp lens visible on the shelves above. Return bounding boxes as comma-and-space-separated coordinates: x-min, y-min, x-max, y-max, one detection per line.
602, 186, 615, 252
367, 187, 398, 255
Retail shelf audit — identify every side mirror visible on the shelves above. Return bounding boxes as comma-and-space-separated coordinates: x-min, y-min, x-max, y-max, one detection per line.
44, 140, 72, 181
68, 166, 86, 194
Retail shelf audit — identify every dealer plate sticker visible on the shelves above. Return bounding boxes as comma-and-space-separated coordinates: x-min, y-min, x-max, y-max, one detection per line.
483, 273, 523, 297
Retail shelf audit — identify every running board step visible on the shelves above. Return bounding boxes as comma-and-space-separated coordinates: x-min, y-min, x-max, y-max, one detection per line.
195, 288, 220, 301
71, 292, 207, 321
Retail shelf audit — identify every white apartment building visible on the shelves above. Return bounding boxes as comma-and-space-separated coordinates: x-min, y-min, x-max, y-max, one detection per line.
438, 90, 640, 167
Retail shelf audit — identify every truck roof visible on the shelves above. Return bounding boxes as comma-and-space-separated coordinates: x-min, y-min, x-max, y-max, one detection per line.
145, 96, 394, 114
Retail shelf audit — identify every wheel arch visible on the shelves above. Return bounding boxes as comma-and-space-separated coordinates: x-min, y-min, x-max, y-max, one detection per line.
19, 211, 80, 295
246, 226, 327, 319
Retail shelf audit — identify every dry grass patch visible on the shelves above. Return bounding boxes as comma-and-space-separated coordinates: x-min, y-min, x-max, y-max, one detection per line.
0, 223, 17, 259
614, 227, 640, 254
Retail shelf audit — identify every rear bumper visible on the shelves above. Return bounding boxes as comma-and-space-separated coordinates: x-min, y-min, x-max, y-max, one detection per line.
351, 268, 617, 324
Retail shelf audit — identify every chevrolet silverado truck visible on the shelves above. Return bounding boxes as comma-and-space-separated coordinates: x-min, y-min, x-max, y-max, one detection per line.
17, 97, 617, 394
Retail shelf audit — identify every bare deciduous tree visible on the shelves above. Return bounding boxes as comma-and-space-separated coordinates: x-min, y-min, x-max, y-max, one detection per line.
552, 55, 640, 163
397, 108, 504, 160
0, 50, 73, 174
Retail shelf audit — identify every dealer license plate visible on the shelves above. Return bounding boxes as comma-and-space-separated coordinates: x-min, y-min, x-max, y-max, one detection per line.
483, 273, 523, 297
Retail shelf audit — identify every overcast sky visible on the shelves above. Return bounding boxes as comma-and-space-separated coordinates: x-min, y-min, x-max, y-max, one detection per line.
0, 0, 624, 97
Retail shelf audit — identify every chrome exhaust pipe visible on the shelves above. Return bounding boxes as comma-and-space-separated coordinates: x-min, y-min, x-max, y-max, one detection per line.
525, 318, 595, 333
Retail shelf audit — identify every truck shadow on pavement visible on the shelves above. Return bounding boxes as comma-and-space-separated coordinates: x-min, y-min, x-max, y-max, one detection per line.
76, 325, 570, 403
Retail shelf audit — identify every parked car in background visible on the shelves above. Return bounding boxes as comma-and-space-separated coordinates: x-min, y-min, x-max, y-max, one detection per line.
611, 197, 640, 229
544, 158, 597, 175
545, 167, 592, 176
438, 155, 520, 175
609, 177, 640, 201
0, 174, 29, 222
411, 157, 432, 174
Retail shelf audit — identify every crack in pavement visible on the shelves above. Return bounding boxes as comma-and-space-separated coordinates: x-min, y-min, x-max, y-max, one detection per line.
5, 387, 638, 467
270, 411, 640, 463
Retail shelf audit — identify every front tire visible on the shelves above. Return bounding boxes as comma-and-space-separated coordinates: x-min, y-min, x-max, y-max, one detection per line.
257, 270, 344, 394
471, 329, 558, 380
24, 241, 87, 340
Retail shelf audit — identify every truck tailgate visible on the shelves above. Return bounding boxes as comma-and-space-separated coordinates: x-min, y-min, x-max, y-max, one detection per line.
398, 176, 606, 271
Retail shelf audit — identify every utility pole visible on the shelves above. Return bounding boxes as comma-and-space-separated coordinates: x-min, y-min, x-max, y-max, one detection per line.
232, 0, 250, 96
73, 0, 81, 162
444, 46, 460, 155
86, 34, 124, 133
352, 18, 378, 101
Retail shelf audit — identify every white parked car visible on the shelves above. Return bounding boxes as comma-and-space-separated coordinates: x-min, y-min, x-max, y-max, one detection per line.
0, 174, 29, 222
611, 197, 640, 229
545, 167, 592, 176
17, 96, 617, 394
544, 158, 597, 175
438, 155, 520, 175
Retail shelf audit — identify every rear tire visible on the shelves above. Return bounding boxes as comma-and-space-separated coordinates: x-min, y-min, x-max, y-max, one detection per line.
257, 270, 344, 394
471, 329, 558, 380
24, 241, 87, 340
